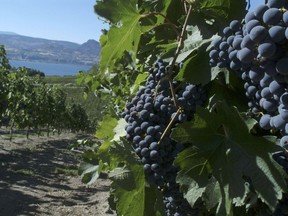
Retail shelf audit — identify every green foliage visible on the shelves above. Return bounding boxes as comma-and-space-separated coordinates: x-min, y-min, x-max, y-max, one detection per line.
0, 49, 94, 135
76, 0, 288, 215
171, 103, 288, 214
95, 0, 152, 73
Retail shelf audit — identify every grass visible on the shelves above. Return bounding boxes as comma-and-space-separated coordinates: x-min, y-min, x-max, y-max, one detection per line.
54, 166, 78, 176
15, 169, 36, 176
44, 76, 77, 85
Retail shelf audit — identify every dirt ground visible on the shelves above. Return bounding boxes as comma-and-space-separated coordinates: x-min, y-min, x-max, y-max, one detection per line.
0, 129, 115, 216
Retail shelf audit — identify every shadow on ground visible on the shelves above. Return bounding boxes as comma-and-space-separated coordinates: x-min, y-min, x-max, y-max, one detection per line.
0, 133, 112, 216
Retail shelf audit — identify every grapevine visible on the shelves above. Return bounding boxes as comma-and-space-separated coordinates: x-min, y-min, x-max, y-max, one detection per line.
77, 0, 288, 216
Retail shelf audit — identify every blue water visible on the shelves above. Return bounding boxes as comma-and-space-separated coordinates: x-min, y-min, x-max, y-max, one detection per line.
9, 60, 92, 76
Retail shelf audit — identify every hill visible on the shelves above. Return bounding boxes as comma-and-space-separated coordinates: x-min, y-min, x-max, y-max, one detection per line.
0, 32, 100, 66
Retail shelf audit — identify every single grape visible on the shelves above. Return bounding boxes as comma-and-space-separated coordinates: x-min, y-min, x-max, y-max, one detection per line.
245, 11, 256, 23
249, 66, 264, 82
262, 60, 277, 76
229, 20, 241, 31
237, 48, 254, 63
276, 57, 288, 75
254, 4, 269, 19
280, 136, 288, 149
272, 115, 286, 130
261, 87, 273, 98
219, 41, 229, 51
260, 73, 273, 88
232, 37, 243, 50
246, 86, 257, 98
280, 93, 288, 106
279, 107, 288, 121
209, 50, 218, 60
249, 26, 268, 43
269, 80, 285, 95
263, 8, 282, 25
259, 114, 272, 130
268, 26, 285, 43
241, 35, 255, 49
223, 27, 233, 37
262, 98, 278, 112
267, 0, 285, 8
283, 11, 288, 24
258, 41, 277, 58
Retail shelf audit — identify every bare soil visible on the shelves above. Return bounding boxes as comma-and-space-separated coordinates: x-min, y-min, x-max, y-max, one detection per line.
0, 129, 114, 216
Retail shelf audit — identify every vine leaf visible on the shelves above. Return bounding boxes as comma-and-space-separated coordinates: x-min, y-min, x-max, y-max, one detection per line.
94, 0, 153, 72
96, 114, 118, 141
108, 141, 165, 216
96, 115, 119, 156
171, 102, 288, 215
112, 118, 128, 142
176, 50, 211, 85
176, 25, 208, 63
78, 162, 100, 185
175, 25, 212, 85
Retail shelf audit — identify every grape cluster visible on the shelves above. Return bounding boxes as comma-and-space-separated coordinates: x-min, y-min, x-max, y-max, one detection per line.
122, 59, 206, 215
209, 0, 288, 173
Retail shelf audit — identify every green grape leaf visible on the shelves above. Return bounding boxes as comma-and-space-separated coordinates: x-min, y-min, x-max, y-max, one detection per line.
96, 114, 118, 140
108, 141, 165, 216
112, 118, 128, 142
176, 25, 210, 63
198, 0, 246, 22
109, 165, 145, 216
131, 73, 149, 94
172, 103, 288, 214
78, 162, 100, 185
96, 115, 119, 158
176, 49, 211, 85
198, 0, 230, 18
95, 0, 153, 72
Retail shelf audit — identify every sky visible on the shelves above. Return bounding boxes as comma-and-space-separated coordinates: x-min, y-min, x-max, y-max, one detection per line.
249, 0, 265, 10
0, 0, 108, 44
0, 0, 265, 44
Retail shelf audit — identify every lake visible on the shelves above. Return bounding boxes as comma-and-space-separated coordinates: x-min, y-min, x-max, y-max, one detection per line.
9, 60, 92, 76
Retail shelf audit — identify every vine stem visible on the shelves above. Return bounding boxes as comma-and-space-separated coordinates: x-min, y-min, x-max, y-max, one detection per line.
167, 4, 192, 75
157, 5, 193, 145
158, 107, 182, 144
166, 4, 192, 106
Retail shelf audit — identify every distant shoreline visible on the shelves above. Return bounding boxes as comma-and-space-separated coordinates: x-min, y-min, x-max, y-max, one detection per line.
10, 60, 92, 76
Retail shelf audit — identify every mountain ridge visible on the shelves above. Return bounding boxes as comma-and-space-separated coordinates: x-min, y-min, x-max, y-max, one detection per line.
0, 32, 100, 66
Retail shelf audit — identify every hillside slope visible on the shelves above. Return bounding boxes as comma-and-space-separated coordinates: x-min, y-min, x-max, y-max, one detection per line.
0, 32, 100, 65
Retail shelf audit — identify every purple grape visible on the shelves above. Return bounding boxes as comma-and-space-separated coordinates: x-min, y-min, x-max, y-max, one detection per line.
258, 41, 277, 58
249, 26, 268, 43
237, 48, 255, 63
280, 93, 288, 106
279, 107, 288, 121
283, 11, 288, 24
245, 19, 261, 33
268, 26, 285, 43
280, 136, 288, 149
269, 80, 285, 95
271, 115, 286, 129
229, 20, 241, 31
254, 4, 269, 19
276, 57, 288, 75
259, 114, 272, 130
267, 0, 285, 8
263, 8, 282, 25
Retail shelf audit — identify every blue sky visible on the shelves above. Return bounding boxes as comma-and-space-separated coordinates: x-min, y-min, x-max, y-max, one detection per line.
249, 0, 265, 9
0, 0, 108, 44
0, 0, 264, 44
